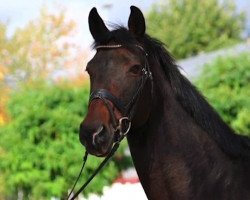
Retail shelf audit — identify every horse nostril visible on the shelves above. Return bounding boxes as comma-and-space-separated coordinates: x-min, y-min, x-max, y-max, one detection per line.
79, 123, 107, 148
92, 125, 106, 147
79, 123, 91, 146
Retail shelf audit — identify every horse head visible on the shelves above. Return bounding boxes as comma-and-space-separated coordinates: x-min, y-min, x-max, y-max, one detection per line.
79, 6, 153, 157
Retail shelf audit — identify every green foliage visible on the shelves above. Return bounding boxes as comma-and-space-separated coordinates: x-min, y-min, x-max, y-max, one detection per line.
0, 23, 8, 50
0, 82, 130, 199
196, 53, 250, 136
146, 0, 245, 59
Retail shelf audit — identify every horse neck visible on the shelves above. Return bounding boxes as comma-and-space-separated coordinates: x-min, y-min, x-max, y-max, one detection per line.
126, 66, 237, 199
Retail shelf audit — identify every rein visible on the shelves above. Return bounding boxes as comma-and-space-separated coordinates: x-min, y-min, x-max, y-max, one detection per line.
67, 44, 153, 200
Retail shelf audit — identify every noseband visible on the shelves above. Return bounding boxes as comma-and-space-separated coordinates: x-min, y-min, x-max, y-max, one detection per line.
89, 44, 153, 137
67, 44, 153, 199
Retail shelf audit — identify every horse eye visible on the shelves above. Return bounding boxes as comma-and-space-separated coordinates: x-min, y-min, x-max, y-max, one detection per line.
129, 65, 143, 75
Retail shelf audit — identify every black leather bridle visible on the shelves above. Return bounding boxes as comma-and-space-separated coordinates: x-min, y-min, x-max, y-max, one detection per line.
89, 44, 153, 137
67, 44, 153, 200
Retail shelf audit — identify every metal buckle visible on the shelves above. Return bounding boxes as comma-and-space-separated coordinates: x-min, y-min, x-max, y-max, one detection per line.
115, 117, 131, 137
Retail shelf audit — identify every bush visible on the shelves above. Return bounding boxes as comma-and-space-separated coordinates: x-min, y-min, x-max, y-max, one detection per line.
146, 0, 245, 59
196, 53, 250, 136
0, 82, 131, 199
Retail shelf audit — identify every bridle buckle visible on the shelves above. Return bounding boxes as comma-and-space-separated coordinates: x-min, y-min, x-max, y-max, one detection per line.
115, 117, 131, 138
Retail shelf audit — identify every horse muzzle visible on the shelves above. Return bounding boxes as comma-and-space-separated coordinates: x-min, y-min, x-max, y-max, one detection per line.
79, 122, 114, 157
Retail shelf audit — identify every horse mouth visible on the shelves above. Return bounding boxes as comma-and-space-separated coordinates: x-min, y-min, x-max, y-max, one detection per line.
86, 142, 113, 157
95, 147, 112, 157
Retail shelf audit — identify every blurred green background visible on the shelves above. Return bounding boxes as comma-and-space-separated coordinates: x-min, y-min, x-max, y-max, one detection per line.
0, 0, 250, 199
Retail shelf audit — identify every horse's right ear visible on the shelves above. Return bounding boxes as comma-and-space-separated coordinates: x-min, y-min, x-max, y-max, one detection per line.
88, 7, 109, 41
128, 6, 146, 37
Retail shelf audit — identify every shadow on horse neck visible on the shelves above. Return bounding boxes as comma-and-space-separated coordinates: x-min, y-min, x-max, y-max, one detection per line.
124, 33, 250, 199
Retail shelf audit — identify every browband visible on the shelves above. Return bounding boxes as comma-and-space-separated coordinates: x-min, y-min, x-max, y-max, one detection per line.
95, 44, 122, 49
95, 44, 148, 56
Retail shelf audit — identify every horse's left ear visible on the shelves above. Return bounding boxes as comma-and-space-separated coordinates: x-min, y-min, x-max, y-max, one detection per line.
88, 7, 110, 41
128, 6, 146, 37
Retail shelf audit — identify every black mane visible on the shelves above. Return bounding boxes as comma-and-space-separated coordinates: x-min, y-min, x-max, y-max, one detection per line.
94, 26, 250, 159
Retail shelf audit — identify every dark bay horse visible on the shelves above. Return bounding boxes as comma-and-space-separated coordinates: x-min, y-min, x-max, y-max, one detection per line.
79, 6, 250, 200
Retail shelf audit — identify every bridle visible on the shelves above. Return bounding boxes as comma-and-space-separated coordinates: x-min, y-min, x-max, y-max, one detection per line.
67, 44, 153, 200
89, 44, 153, 137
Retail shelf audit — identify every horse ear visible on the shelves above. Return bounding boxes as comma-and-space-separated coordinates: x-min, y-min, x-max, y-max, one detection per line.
88, 7, 109, 41
128, 6, 146, 37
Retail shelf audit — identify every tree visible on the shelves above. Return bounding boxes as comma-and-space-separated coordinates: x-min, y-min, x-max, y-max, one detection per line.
0, 82, 125, 199
146, 0, 245, 59
1, 7, 88, 83
196, 53, 250, 136
0, 23, 9, 126
0, 64, 8, 126
0, 6, 90, 122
